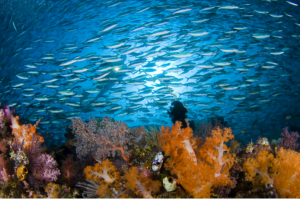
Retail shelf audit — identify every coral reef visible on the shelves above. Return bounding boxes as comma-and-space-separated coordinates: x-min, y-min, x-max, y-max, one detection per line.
0, 104, 299, 198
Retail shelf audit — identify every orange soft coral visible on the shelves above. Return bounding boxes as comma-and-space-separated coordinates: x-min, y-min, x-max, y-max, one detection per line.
10, 116, 44, 150
83, 159, 120, 197
198, 127, 236, 188
158, 121, 197, 164
272, 148, 300, 198
84, 159, 119, 184
123, 166, 161, 198
243, 148, 300, 198
243, 150, 275, 187
158, 122, 236, 197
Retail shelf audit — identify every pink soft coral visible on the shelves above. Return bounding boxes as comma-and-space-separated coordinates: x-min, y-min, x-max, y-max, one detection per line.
30, 153, 60, 182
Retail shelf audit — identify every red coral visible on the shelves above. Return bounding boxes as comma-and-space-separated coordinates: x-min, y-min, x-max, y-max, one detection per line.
61, 154, 79, 187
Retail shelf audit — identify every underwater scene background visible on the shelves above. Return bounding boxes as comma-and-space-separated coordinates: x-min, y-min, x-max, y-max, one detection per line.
1, 0, 300, 198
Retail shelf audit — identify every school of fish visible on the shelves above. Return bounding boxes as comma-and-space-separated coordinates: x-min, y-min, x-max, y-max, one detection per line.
0, 0, 300, 146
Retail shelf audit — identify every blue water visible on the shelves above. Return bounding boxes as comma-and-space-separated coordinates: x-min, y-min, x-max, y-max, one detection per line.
0, 0, 300, 147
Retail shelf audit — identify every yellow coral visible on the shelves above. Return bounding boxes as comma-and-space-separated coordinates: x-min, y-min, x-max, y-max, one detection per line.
16, 165, 28, 181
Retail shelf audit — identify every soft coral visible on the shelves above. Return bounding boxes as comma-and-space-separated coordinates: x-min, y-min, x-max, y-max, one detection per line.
158, 122, 236, 197
243, 148, 300, 198
123, 166, 161, 198
10, 115, 43, 150
83, 159, 120, 197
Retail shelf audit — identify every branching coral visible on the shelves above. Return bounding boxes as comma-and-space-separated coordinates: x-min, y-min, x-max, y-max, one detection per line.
70, 116, 133, 162
145, 125, 159, 147
123, 166, 161, 198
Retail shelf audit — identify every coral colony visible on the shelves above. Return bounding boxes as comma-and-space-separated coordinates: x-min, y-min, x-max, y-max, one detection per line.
0, 104, 300, 198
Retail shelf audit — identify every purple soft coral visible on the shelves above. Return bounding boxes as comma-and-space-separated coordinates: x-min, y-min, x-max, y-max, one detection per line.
30, 153, 60, 182
278, 127, 300, 150
3, 105, 15, 121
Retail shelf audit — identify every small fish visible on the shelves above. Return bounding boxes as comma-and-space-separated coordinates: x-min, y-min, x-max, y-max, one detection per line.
12, 21, 17, 32
285, 114, 292, 120
241, 130, 246, 134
